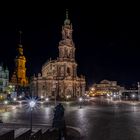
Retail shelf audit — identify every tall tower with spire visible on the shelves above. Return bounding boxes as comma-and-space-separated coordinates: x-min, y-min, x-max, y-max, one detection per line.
11, 31, 28, 87
58, 9, 75, 61
57, 9, 77, 79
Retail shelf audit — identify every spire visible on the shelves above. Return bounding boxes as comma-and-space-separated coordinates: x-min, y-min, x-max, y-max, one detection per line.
66, 9, 69, 19
61, 9, 73, 40
19, 30, 22, 44
17, 30, 23, 55
18, 30, 22, 48
64, 9, 70, 25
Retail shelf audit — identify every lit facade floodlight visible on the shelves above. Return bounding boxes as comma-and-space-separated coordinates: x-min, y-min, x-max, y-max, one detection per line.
91, 87, 95, 91
45, 97, 49, 101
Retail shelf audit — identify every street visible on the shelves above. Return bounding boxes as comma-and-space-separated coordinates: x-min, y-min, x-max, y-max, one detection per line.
1, 97, 140, 140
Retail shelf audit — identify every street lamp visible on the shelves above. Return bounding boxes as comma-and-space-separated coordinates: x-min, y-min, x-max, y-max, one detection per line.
13, 98, 17, 101
86, 94, 89, 98
66, 95, 69, 101
131, 94, 135, 102
41, 95, 44, 100
45, 97, 49, 102
4, 100, 8, 105
40, 95, 44, 104
79, 97, 83, 108
4, 100, 8, 111
29, 100, 36, 132
19, 95, 22, 99
45, 97, 49, 106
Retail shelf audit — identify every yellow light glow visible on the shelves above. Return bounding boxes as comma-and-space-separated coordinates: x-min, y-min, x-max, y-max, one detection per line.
91, 87, 95, 91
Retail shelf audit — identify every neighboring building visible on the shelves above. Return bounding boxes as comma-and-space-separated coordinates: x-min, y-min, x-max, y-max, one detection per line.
0, 64, 9, 99
89, 80, 124, 96
11, 31, 28, 87
30, 11, 86, 99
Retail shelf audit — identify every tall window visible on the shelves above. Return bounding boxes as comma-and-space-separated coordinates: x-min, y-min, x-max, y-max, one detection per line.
0, 88, 2, 92
0, 80, 3, 85
67, 67, 70, 75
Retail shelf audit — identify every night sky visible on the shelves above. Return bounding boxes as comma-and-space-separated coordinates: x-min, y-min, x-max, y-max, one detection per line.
0, 3, 140, 87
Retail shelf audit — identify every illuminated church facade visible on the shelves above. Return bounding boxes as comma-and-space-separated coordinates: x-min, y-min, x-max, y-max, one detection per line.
30, 11, 86, 99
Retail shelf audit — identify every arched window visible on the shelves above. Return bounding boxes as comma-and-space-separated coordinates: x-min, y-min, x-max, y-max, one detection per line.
42, 85, 45, 90
67, 67, 70, 75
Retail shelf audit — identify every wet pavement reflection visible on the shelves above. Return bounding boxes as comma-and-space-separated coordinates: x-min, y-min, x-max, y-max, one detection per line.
1, 98, 140, 140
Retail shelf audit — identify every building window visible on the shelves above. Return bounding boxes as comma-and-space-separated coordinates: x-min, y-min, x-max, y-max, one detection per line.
67, 67, 70, 75
0, 88, 2, 92
0, 80, 3, 86
43, 85, 45, 90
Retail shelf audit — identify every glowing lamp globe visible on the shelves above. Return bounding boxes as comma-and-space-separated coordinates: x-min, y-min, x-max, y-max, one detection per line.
41, 95, 44, 99
29, 101, 36, 108
4, 100, 8, 105
79, 97, 83, 102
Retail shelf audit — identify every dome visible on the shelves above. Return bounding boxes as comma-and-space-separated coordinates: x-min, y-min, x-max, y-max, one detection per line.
64, 19, 70, 25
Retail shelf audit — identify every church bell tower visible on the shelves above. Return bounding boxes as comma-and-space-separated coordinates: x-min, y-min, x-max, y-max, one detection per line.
11, 31, 28, 87
58, 9, 76, 61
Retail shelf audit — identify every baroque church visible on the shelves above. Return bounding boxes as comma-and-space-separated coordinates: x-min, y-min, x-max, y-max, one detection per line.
30, 11, 86, 99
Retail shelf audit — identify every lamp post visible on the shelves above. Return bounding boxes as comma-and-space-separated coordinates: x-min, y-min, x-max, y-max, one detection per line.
29, 100, 36, 132
45, 97, 49, 106
19, 95, 22, 99
79, 97, 83, 108
41, 95, 44, 101
131, 94, 135, 103
13, 98, 17, 102
66, 95, 69, 101
4, 100, 8, 111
